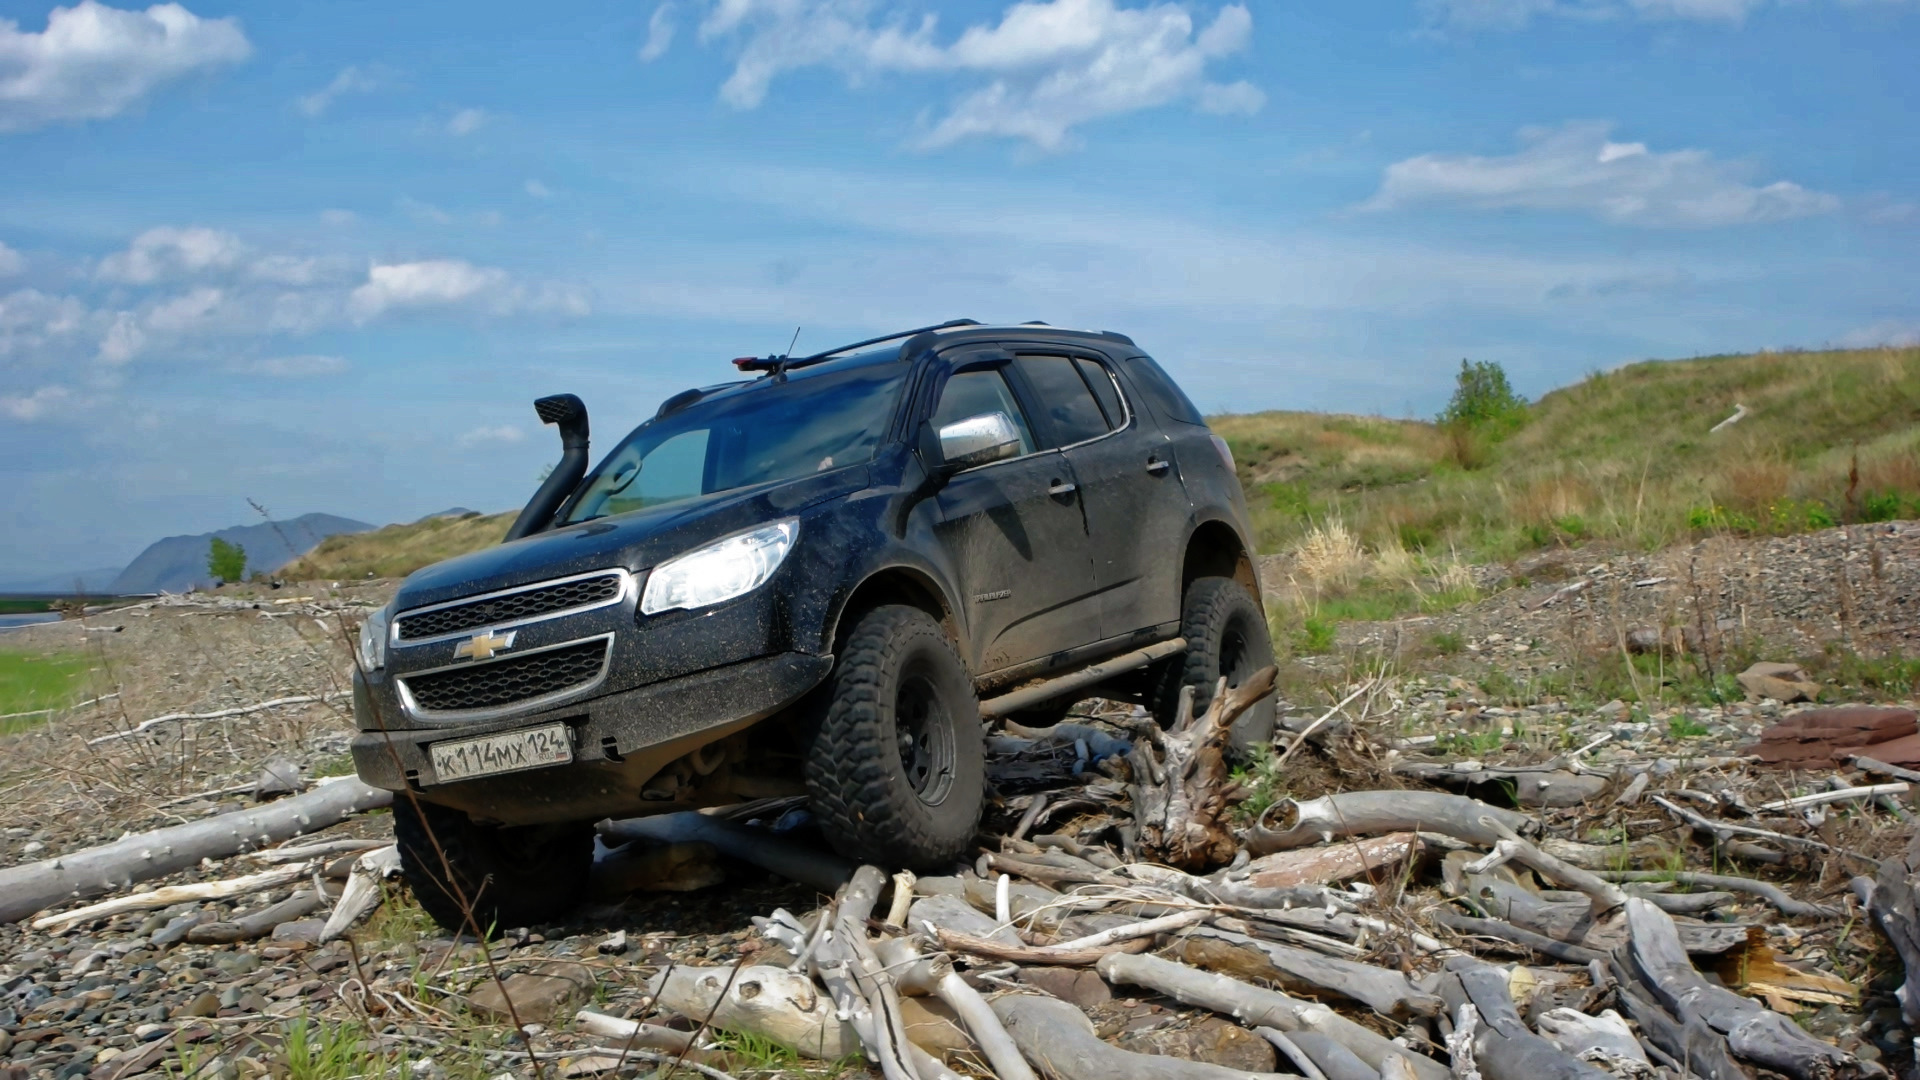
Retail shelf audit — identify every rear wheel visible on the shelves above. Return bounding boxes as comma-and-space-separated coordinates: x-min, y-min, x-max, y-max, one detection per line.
1153, 576, 1277, 752
806, 605, 984, 869
392, 797, 593, 934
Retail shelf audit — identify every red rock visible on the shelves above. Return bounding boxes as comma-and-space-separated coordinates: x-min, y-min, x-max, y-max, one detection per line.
1750, 706, 1919, 765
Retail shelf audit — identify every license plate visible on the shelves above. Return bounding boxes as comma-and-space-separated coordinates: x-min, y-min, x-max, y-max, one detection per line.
429, 723, 573, 783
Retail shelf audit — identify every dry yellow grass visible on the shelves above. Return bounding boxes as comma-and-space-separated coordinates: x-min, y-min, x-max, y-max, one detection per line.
283, 511, 514, 581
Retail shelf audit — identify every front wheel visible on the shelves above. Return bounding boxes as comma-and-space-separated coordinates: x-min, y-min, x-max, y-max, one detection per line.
805, 605, 984, 869
1154, 576, 1277, 752
392, 797, 593, 934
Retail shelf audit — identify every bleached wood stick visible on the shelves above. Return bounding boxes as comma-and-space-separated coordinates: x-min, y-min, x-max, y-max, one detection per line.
319, 844, 400, 942
1759, 784, 1908, 812
248, 837, 393, 863
33, 863, 313, 933
1098, 952, 1450, 1080
1464, 834, 1629, 915
87, 692, 348, 744
572, 1010, 699, 1054
993, 993, 1294, 1080
1246, 791, 1532, 854
1253, 1029, 1331, 1080
886, 871, 916, 928
878, 938, 1037, 1080
650, 964, 856, 1059
0, 777, 391, 924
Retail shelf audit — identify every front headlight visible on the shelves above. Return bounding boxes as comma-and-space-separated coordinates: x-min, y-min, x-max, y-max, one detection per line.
641, 519, 798, 615
357, 606, 391, 672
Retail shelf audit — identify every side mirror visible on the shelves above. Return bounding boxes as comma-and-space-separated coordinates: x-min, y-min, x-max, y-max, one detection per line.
936, 411, 1022, 472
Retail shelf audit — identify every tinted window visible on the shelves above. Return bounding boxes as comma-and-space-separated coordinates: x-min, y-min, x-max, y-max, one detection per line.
1125, 355, 1206, 426
1019, 355, 1110, 446
563, 363, 905, 523
1075, 357, 1125, 428
932, 369, 1036, 456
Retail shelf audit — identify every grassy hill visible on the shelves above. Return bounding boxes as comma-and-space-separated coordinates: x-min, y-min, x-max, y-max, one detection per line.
283, 511, 514, 581
1218, 345, 1920, 562
281, 347, 1920, 586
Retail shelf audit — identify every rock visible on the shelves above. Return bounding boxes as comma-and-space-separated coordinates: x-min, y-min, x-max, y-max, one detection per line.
1750, 705, 1920, 764
1595, 700, 1629, 720
1018, 966, 1113, 1010
174, 992, 220, 1019
252, 757, 304, 800
1624, 628, 1664, 654
1737, 661, 1820, 704
1114, 1016, 1278, 1072
596, 931, 627, 956
899, 996, 975, 1057
466, 963, 597, 1024
270, 920, 324, 945
150, 914, 203, 947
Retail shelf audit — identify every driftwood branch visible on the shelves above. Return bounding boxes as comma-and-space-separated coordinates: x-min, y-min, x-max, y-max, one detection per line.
1171, 926, 1443, 1019
1437, 958, 1614, 1080
1097, 952, 1450, 1080
0, 777, 391, 924
1247, 791, 1532, 854
992, 993, 1289, 1080
1600, 870, 1841, 919
1870, 830, 1920, 1026
87, 692, 349, 744
1132, 668, 1277, 869
32, 862, 313, 933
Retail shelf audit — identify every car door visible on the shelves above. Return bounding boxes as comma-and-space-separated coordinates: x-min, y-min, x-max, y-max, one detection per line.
928, 358, 1099, 674
1011, 351, 1188, 640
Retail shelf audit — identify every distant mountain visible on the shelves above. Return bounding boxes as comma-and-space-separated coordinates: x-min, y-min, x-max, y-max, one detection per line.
0, 567, 126, 594
110, 514, 375, 593
414, 507, 479, 522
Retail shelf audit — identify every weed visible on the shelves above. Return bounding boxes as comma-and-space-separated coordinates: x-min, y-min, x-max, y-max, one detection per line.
1668, 716, 1711, 739
1428, 630, 1465, 656
1229, 743, 1287, 821
1436, 728, 1510, 756
1295, 616, 1337, 654
284, 1017, 384, 1080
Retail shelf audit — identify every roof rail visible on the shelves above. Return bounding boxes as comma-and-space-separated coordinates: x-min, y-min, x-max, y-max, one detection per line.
730, 319, 981, 376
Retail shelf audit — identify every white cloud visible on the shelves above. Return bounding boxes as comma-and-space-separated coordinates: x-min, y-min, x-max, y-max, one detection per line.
296, 65, 377, 117
145, 285, 222, 331
0, 1, 250, 133
0, 288, 86, 358
97, 309, 144, 363
234, 354, 348, 377
1, 384, 70, 420
446, 107, 487, 135
524, 179, 552, 198
1362, 121, 1840, 227
688, 0, 1260, 150
96, 225, 243, 282
320, 208, 358, 226
0, 241, 22, 276
640, 3, 676, 61
1837, 321, 1920, 348
458, 424, 526, 446
348, 259, 509, 320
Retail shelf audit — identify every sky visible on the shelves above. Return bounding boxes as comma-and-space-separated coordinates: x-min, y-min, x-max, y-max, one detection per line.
1, 0, 1917, 578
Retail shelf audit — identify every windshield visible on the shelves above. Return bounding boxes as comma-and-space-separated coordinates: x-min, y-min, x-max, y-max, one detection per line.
560, 361, 907, 524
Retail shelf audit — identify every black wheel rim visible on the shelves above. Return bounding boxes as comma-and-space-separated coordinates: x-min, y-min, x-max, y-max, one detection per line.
896, 666, 956, 806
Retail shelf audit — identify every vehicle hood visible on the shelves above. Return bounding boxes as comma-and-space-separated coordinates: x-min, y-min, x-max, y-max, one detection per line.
392, 466, 867, 610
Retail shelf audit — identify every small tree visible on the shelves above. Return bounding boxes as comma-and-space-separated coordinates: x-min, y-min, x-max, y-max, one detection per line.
1438, 359, 1528, 468
208, 537, 247, 584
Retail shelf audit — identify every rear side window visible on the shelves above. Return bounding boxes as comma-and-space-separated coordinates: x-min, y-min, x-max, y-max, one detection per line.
1125, 355, 1206, 427
1018, 355, 1110, 446
1075, 357, 1125, 428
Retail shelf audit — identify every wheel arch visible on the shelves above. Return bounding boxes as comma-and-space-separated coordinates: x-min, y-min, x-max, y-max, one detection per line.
1182, 518, 1262, 612
826, 564, 962, 659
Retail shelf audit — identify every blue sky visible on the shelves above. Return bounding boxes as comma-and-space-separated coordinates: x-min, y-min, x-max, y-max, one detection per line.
1, 0, 1916, 578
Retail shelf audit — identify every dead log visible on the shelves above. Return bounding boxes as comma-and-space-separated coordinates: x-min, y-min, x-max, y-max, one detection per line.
928, 928, 1153, 966
649, 964, 855, 1059
1429, 912, 1604, 965
184, 888, 327, 944
811, 865, 920, 1080
599, 812, 854, 892
1391, 762, 1608, 808
1438, 958, 1613, 1080
876, 937, 1035, 1080
1268, 1030, 1380, 1080
1601, 871, 1842, 917
991, 993, 1291, 1080
1609, 981, 1751, 1080
1226, 833, 1423, 892
1620, 897, 1857, 1080
1170, 927, 1443, 1019
1246, 791, 1532, 854
0, 777, 391, 924
1131, 668, 1277, 870
1096, 952, 1450, 1080
1869, 829, 1920, 1026
1533, 1007, 1651, 1078
320, 844, 401, 942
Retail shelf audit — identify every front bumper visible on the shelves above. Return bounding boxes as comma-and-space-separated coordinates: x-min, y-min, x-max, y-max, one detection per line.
352, 650, 832, 824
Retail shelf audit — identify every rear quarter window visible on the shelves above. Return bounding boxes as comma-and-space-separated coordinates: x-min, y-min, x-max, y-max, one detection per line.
1124, 355, 1207, 427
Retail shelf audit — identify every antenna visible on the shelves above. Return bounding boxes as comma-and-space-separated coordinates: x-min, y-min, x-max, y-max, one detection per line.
771, 326, 803, 379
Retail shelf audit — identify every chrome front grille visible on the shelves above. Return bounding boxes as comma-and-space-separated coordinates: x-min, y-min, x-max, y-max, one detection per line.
401, 638, 610, 714
395, 571, 626, 642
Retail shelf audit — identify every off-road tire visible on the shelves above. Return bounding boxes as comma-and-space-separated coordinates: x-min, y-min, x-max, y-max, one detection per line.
806, 605, 984, 869
1153, 576, 1277, 752
392, 796, 593, 934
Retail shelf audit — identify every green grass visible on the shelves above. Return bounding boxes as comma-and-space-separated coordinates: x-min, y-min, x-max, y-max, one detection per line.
0, 648, 96, 730
1214, 345, 1920, 560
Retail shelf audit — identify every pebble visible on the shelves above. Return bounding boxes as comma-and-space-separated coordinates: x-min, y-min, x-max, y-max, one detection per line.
175, 992, 220, 1019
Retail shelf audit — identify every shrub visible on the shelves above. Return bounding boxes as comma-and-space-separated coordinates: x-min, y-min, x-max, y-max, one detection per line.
1439, 359, 1528, 432
207, 537, 247, 584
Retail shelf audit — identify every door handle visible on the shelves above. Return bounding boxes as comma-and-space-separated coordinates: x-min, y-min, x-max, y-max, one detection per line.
1048, 480, 1077, 496
1145, 457, 1171, 475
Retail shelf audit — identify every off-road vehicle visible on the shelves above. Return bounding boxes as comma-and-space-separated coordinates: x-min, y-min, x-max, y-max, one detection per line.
350, 320, 1272, 931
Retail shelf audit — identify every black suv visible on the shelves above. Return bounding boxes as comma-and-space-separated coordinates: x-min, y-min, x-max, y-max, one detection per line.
350, 320, 1273, 930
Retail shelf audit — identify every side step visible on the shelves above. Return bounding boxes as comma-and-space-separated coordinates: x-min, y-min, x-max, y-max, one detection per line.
977, 637, 1187, 719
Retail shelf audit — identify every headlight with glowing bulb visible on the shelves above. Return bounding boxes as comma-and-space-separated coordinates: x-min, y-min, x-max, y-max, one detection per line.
640, 520, 798, 615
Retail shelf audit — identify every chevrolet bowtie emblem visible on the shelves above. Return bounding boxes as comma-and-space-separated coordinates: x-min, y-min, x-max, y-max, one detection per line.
454, 630, 517, 661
